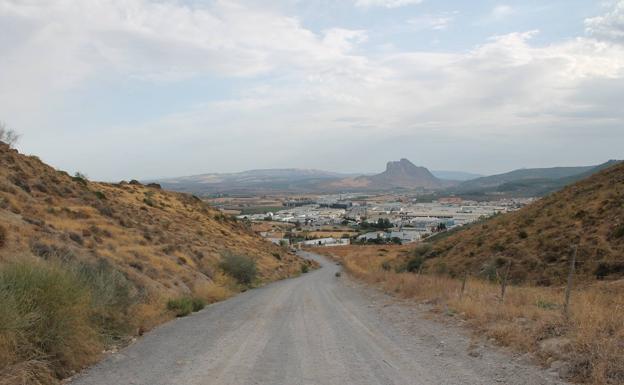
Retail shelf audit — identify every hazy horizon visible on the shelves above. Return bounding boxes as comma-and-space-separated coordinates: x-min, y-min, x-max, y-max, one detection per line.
2, 0, 623, 180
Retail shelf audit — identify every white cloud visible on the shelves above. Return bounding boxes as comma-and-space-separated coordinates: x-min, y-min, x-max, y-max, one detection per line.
490, 4, 515, 20
354, 0, 423, 9
585, 0, 624, 43
1, 0, 624, 178
408, 13, 456, 31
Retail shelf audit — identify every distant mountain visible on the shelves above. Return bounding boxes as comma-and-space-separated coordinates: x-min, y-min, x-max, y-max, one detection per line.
452, 161, 621, 197
154, 168, 351, 195
155, 160, 451, 195
431, 170, 483, 181
324, 159, 450, 191
155, 160, 620, 196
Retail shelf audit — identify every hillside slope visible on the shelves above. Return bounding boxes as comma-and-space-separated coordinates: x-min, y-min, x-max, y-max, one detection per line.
452, 161, 620, 197
0, 142, 315, 382
0, 144, 308, 296
424, 161, 624, 285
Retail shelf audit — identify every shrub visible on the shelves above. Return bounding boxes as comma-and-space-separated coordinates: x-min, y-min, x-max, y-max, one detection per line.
74, 259, 135, 342
406, 255, 424, 273
594, 262, 624, 279
0, 257, 136, 380
219, 254, 257, 286
191, 297, 206, 312
0, 259, 100, 378
72, 172, 88, 185
166, 297, 205, 317
335, 272, 341, 277
167, 298, 193, 317
301, 264, 309, 274
412, 243, 431, 258
94, 191, 106, 200
611, 224, 624, 239
68, 232, 83, 245
518, 230, 528, 239
0, 122, 20, 147
381, 260, 391, 271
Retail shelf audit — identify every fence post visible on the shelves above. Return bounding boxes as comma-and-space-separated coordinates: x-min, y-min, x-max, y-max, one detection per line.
500, 260, 512, 303
460, 271, 468, 300
563, 245, 577, 318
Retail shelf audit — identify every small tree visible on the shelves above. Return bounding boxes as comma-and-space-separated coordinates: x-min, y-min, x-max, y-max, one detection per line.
219, 253, 257, 286
0, 121, 20, 147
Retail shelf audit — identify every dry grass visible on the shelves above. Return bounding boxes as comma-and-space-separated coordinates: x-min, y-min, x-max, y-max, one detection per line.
0, 142, 310, 384
319, 245, 624, 384
421, 161, 624, 284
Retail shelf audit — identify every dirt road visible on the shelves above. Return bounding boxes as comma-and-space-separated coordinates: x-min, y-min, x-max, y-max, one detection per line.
70, 252, 565, 385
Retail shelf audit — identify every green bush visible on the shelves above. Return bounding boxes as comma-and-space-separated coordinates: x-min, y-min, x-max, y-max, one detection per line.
72, 172, 88, 185
166, 297, 205, 317
612, 224, 624, 239
301, 264, 309, 274
191, 297, 206, 312
75, 259, 135, 342
406, 255, 424, 273
219, 254, 257, 286
167, 298, 193, 317
0, 260, 100, 377
94, 191, 106, 200
0, 257, 137, 379
412, 243, 432, 258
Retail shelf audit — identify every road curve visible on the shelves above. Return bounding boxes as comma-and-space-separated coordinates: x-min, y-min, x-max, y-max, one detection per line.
70, 252, 564, 385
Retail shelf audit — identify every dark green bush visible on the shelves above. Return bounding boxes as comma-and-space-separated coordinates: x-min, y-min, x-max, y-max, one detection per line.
72, 172, 88, 185
518, 230, 528, 239
166, 297, 205, 317
75, 259, 135, 342
406, 255, 424, 273
219, 254, 257, 285
94, 191, 106, 200
611, 224, 624, 239
191, 297, 206, 312
0, 260, 100, 377
167, 298, 193, 317
301, 264, 309, 274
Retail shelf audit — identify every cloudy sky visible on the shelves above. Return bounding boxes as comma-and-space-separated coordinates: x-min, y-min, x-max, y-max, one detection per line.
1, 0, 623, 180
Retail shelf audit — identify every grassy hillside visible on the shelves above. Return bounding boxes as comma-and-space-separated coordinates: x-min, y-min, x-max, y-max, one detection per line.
0, 142, 310, 384
423, 161, 624, 285
452, 161, 620, 198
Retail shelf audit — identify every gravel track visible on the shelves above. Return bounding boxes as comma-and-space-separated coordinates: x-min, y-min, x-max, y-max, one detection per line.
69, 251, 566, 385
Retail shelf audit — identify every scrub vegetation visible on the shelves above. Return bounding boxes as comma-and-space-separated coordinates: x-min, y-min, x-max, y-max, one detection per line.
0, 141, 311, 384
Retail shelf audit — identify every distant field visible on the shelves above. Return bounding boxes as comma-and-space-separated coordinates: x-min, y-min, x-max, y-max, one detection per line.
239, 206, 285, 215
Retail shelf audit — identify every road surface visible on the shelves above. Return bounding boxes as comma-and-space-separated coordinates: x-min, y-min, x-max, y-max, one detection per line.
70, 252, 565, 385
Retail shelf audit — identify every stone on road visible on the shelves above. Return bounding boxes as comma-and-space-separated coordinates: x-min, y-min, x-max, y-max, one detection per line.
70, 252, 565, 385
